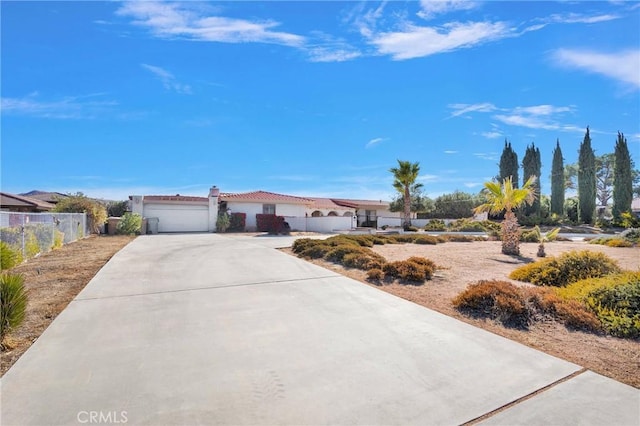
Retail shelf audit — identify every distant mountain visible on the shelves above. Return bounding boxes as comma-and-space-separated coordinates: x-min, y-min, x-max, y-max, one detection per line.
19, 191, 68, 204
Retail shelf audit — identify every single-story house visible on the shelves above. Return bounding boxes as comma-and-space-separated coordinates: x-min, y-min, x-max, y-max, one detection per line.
129, 186, 399, 233
19, 190, 68, 205
1, 192, 55, 212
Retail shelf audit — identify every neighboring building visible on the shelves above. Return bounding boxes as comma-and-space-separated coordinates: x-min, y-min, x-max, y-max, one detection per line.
632, 198, 640, 218
19, 190, 68, 205
129, 186, 398, 233
1, 192, 55, 212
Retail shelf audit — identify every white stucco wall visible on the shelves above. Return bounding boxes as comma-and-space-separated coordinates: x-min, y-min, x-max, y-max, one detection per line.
283, 216, 354, 232
226, 202, 307, 231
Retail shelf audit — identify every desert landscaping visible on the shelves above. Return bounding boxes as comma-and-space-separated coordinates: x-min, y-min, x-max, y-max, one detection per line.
283, 237, 640, 388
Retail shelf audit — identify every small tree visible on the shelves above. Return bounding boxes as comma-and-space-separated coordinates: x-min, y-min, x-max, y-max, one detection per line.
389, 185, 434, 217
613, 132, 633, 221
53, 193, 107, 234
474, 176, 537, 256
389, 160, 422, 229
550, 140, 565, 216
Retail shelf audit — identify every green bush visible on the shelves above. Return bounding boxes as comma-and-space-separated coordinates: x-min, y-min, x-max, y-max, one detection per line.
509, 250, 621, 287
292, 238, 316, 254
559, 272, 640, 338
24, 232, 40, 258
300, 243, 332, 259
53, 230, 64, 249
404, 226, 419, 232
324, 245, 369, 263
620, 228, 640, 244
452, 280, 529, 328
521, 229, 539, 243
216, 212, 230, 233
424, 219, 446, 231
1, 242, 23, 270
0, 273, 28, 343
342, 253, 385, 270
448, 219, 486, 232
116, 213, 143, 235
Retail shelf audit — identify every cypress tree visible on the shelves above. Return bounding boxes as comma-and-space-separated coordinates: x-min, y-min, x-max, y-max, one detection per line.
499, 140, 519, 187
550, 140, 565, 216
578, 127, 596, 224
612, 132, 633, 220
522, 143, 541, 216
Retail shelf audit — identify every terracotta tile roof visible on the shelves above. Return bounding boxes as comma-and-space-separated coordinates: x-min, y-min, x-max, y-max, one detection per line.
331, 198, 390, 208
0, 192, 55, 211
220, 190, 313, 204
308, 198, 354, 210
144, 195, 208, 203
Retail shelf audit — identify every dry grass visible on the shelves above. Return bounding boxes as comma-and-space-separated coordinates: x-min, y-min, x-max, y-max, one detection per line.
282, 240, 640, 388
0, 235, 135, 376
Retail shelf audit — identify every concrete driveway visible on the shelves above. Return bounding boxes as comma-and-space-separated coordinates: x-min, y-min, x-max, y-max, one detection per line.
1, 233, 638, 425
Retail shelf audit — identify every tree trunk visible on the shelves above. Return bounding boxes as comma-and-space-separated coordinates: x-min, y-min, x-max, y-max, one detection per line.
501, 211, 521, 255
403, 186, 411, 229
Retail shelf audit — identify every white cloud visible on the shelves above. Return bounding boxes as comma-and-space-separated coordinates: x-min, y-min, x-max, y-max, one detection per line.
1, 93, 117, 119
473, 152, 499, 161
481, 131, 501, 139
448, 102, 498, 118
141, 64, 192, 94
552, 49, 640, 89
418, 0, 479, 20
369, 21, 513, 60
464, 182, 481, 188
544, 12, 621, 25
117, 1, 304, 47
444, 150, 458, 154
366, 137, 386, 148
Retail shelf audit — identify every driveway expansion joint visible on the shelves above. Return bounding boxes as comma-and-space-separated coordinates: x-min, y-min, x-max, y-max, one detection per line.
73, 274, 342, 301
462, 368, 589, 425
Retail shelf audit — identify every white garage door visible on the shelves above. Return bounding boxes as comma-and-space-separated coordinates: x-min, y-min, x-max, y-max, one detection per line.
143, 204, 209, 233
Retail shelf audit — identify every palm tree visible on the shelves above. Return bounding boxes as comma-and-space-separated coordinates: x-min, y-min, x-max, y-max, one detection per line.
390, 160, 422, 229
474, 176, 537, 255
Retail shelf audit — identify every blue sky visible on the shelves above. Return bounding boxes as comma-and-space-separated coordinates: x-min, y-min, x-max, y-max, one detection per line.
2, 1, 639, 202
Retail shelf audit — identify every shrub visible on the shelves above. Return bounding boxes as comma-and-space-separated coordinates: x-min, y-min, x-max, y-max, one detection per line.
413, 235, 439, 245
452, 280, 529, 328
388, 234, 416, 244
116, 213, 143, 235
0, 242, 23, 270
24, 232, 40, 258
424, 219, 446, 231
53, 230, 64, 249
300, 244, 332, 259
521, 229, 539, 243
342, 253, 385, 270
561, 272, 640, 338
448, 219, 486, 232
216, 212, 230, 232
404, 226, 419, 232
53, 192, 107, 234
292, 238, 316, 254
228, 213, 246, 232
526, 288, 602, 332
324, 245, 368, 263
0, 273, 28, 343
441, 234, 479, 242
106, 200, 128, 217
605, 239, 633, 248
509, 250, 621, 287
620, 228, 640, 244
383, 260, 430, 283
366, 268, 384, 283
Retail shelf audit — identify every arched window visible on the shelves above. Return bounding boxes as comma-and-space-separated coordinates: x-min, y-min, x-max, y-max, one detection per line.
343, 211, 352, 216
327, 211, 338, 216
311, 210, 323, 217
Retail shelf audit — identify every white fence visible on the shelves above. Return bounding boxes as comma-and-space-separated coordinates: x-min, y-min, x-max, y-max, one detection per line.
0, 212, 89, 261
283, 216, 355, 233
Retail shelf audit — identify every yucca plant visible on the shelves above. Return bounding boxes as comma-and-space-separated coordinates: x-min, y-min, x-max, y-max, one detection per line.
1, 273, 28, 344
474, 176, 537, 256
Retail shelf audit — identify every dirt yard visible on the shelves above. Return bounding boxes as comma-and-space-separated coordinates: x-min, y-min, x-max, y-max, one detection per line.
1, 235, 135, 376
286, 240, 640, 388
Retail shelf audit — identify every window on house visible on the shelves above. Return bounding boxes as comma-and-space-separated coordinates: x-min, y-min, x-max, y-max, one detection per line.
263, 204, 276, 214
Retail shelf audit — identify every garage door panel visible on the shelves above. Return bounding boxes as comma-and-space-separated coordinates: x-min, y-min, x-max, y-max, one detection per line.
143, 204, 208, 233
